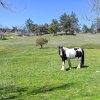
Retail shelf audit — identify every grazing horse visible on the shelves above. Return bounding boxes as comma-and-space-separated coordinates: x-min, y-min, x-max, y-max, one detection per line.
58, 46, 84, 70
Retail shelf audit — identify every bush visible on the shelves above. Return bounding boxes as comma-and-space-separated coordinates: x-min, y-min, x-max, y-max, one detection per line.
0, 35, 8, 40
36, 37, 48, 48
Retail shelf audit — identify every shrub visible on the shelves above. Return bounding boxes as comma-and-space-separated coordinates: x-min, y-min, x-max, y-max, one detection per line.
36, 37, 48, 48
0, 35, 8, 40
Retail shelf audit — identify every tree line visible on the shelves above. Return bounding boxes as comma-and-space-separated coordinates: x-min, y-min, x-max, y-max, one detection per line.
25, 12, 79, 36
25, 12, 100, 36
0, 12, 100, 36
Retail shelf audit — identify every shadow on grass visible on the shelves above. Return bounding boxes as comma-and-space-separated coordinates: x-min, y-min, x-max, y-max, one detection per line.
30, 83, 74, 95
65, 65, 89, 71
73, 65, 89, 69
0, 83, 76, 98
81, 65, 89, 68
0, 85, 27, 100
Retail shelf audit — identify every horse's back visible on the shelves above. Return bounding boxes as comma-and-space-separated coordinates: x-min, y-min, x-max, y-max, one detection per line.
66, 48, 76, 58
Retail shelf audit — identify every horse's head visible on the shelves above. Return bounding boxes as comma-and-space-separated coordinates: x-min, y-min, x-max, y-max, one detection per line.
58, 46, 63, 57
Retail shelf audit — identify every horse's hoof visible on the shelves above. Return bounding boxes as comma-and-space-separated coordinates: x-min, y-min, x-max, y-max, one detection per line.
61, 68, 64, 70
77, 67, 80, 69
69, 68, 71, 70
65, 68, 70, 71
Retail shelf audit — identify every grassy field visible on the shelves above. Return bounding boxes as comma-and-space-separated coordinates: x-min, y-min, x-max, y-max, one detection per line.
0, 34, 100, 100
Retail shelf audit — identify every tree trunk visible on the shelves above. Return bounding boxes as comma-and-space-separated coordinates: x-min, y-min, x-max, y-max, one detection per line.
40, 45, 43, 49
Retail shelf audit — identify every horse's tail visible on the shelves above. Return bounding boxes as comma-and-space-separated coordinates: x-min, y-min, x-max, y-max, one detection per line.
81, 48, 84, 66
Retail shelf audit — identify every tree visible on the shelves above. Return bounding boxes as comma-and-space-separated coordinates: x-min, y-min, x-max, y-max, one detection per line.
36, 37, 48, 48
60, 12, 78, 35
84, 0, 100, 21
60, 13, 71, 34
25, 18, 35, 33
84, 0, 100, 33
48, 24, 56, 35
0, 30, 7, 40
48, 19, 59, 35
95, 17, 100, 32
90, 0, 100, 16
0, 0, 13, 11
82, 0, 100, 34
25, 20, 48, 36
40, 24, 48, 34
38, 24, 49, 35
82, 24, 89, 33
70, 12, 79, 33
43, 23, 49, 34
90, 23, 97, 33
0, 0, 7, 8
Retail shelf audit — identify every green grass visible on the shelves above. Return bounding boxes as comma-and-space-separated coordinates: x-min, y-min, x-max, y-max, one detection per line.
0, 34, 100, 100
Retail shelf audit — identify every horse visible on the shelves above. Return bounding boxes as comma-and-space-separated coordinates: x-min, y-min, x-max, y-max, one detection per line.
58, 46, 84, 70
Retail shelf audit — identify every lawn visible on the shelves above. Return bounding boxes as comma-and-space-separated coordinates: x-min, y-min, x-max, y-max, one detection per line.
0, 34, 100, 100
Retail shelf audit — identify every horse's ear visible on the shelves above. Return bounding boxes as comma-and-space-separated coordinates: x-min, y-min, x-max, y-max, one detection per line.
58, 46, 63, 48
58, 46, 60, 49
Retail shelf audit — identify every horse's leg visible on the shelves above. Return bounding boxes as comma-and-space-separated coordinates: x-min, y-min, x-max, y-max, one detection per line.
61, 60, 65, 70
67, 58, 72, 70
77, 57, 81, 69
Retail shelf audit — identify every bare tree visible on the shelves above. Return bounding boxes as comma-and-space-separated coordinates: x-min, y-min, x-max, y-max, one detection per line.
0, 0, 15, 12
0, 0, 5, 7
0, 0, 9, 9
90, 0, 100, 16
83, 0, 100, 33
90, 0, 100, 33
83, 0, 100, 21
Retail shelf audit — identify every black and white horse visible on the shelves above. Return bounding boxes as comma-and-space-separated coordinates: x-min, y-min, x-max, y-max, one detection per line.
58, 46, 84, 70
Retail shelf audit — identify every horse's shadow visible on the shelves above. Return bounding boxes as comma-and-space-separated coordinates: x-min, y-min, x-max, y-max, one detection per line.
0, 85, 27, 100
66, 65, 89, 71
30, 83, 74, 95
0, 83, 75, 98
81, 65, 89, 68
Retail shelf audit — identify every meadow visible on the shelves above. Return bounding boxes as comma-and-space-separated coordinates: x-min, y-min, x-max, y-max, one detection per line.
0, 33, 100, 100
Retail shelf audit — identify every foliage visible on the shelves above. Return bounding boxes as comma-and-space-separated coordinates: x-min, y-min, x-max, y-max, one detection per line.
36, 37, 48, 48
70, 12, 79, 31
25, 19, 49, 35
60, 13, 71, 33
82, 24, 89, 33
90, 23, 97, 34
95, 17, 100, 32
25, 18, 35, 33
48, 19, 59, 35
0, 32, 7, 40
24, 12, 79, 36
0, 35, 7, 40
60, 12, 79, 34
37, 24, 49, 35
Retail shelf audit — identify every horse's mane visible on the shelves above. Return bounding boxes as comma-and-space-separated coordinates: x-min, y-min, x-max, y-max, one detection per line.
63, 47, 68, 51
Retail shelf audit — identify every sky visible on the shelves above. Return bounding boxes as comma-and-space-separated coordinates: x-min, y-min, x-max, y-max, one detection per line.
0, 0, 92, 28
